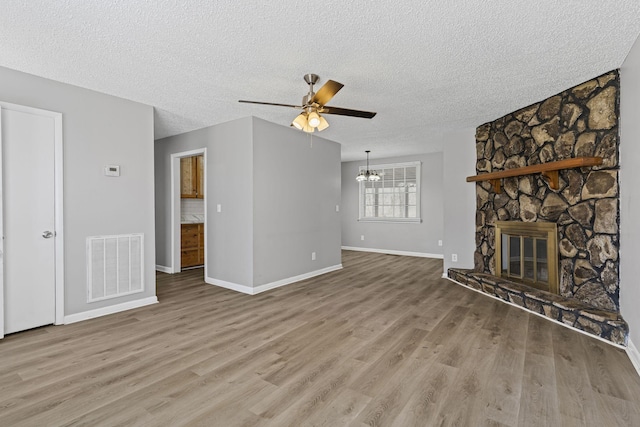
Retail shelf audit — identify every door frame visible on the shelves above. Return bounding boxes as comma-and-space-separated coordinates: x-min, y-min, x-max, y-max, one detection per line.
0, 101, 64, 338
170, 148, 207, 274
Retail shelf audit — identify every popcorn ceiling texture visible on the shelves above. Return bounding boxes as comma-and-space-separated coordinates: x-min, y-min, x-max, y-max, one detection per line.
1, 1, 639, 160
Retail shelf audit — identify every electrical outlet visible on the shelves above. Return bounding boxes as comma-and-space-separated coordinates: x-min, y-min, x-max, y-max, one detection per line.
216, 204, 222, 213
361, 235, 365, 241
311, 252, 316, 261
438, 240, 443, 247
452, 254, 458, 262
336, 205, 340, 212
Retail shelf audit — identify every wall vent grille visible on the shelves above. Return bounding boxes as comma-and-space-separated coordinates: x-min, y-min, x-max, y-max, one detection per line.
87, 234, 144, 302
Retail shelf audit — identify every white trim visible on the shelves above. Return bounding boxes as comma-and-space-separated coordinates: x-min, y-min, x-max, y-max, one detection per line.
53, 112, 64, 325
0, 106, 3, 339
206, 264, 343, 295
364, 161, 421, 170
170, 148, 206, 275
357, 218, 422, 224
626, 339, 640, 378
442, 273, 448, 278
342, 246, 444, 259
253, 264, 343, 294
156, 265, 173, 273
205, 277, 254, 294
0, 101, 64, 336
444, 276, 626, 349
63, 296, 158, 325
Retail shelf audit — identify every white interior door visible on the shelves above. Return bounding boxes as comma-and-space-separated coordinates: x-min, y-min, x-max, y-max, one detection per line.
2, 106, 56, 334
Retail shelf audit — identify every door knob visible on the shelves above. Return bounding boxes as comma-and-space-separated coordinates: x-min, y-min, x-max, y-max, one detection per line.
42, 231, 54, 239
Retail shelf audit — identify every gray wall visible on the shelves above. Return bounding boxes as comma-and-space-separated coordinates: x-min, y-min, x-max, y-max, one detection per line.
341, 152, 444, 256
155, 117, 254, 286
252, 118, 342, 285
0, 66, 156, 316
620, 34, 640, 346
155, 116, 341, 289
442, 129, 476, 273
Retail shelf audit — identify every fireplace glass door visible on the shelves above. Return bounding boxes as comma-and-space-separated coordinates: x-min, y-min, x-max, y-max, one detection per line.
495, 221, 558, 294
501, 234, 549, 284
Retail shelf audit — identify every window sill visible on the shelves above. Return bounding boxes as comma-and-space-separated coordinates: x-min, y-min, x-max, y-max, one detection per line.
357, 218, 422, 224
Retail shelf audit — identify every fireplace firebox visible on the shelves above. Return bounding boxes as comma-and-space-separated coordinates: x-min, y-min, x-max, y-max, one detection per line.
495, 221, 559, 294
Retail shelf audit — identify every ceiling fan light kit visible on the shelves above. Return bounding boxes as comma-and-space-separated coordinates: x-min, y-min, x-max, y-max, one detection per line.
307, 111, 321, 128
291, 113, 308, 130
239, 74, 376, 133
356, 150, 380, 182
317, 115, 329, 131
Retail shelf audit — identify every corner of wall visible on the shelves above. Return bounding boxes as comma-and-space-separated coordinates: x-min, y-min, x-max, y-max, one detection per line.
620, 32, 640, 345
442, 128, 477, 274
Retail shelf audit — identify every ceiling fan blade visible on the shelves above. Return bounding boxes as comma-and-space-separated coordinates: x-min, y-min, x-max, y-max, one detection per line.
310, 80, 344, 106
320, 106, 377, 119
239, 100, 301, 109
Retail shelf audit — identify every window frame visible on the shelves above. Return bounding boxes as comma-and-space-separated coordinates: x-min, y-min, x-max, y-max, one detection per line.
357, 161, 421, 223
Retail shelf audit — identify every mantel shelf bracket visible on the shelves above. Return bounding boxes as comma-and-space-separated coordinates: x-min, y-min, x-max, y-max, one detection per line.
466, 157, 603, 193
541, 170, 559, 190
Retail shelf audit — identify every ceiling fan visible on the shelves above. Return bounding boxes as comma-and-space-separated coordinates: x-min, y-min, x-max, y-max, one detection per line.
239, 74, 376, 133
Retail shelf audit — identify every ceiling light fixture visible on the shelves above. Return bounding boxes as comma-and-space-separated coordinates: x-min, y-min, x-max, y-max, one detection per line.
241, 74, 376, 134
307, 111, 321, 128
317, 115, 329, 131
356, 150, 380, 182
291, 113, 307, 130
290, 108, 329, 133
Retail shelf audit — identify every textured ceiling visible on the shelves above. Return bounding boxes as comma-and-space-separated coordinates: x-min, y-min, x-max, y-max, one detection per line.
1, 1, 639, 161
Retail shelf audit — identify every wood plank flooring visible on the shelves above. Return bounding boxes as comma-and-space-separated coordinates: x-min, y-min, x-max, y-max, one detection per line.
1, 250, 639, 426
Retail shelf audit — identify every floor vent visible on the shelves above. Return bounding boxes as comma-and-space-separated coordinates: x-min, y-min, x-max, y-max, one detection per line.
87, 234, 144, 302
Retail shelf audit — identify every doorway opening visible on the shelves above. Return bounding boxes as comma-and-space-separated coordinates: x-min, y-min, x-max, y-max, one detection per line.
170, 148, 207, 276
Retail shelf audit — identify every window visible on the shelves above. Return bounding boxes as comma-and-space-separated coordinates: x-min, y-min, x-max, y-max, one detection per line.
358, 161, 421, 222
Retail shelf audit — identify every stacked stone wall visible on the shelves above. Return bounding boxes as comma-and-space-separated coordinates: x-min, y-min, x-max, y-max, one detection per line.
474, 70, 620, 312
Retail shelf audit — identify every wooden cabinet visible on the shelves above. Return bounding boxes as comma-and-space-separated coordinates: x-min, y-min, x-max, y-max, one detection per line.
180, 155, 204, 199
181, 223, 204, 268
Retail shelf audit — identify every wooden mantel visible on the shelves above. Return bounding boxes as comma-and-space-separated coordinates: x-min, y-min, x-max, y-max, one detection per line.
466, 157, 603, 193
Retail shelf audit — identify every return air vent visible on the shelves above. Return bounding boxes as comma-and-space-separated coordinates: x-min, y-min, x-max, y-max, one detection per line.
87, 234, 144, 302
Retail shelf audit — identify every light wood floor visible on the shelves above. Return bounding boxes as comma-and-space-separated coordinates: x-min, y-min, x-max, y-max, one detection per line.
1, 251, 640, 426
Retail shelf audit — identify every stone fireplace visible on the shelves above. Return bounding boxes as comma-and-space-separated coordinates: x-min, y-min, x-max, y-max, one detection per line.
448, 70, 627, 345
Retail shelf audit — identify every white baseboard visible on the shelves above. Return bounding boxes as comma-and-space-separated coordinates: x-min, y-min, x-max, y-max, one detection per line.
444, 276, 626, 350
205, 277, 254, 294
64, 296, 158, 324
254, 264, 343, 294
342, 246, 444, 259
206, 264, 343, 295
156, 265, 173, 274
626, 339, 640, 378
442, 273, 448, 278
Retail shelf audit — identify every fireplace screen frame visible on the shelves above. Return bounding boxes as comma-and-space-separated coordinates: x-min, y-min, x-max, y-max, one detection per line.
495, 221, 559, 294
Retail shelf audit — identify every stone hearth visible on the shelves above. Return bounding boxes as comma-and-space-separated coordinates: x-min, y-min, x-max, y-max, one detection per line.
447, 268, 627, 345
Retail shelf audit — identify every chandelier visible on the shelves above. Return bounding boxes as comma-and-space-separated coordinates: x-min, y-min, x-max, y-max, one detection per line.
356, 150, 380, 182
